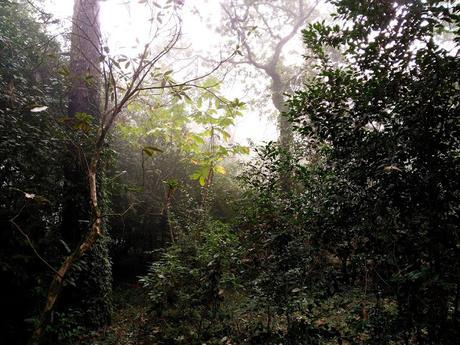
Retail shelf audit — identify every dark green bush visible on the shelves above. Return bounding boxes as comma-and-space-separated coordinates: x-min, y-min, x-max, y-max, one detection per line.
140, 220, 241, 344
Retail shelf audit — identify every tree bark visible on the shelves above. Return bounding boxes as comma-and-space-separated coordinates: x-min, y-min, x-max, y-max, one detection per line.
62, 0, 102, 245
68, 0, 101, 118
221, 0, 319, 149
62, 0, 101, 246
268, 67, 293, 192
270, 70, 292, 149
29, 2, 105, 344
28, 153, 103, 345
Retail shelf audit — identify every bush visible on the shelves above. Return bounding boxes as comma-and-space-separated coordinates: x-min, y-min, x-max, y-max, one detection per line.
140, 220, 241, 344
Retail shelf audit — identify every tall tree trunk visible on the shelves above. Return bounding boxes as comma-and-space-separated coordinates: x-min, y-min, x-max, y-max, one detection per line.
270, 71, 292, 149
62, 0, 102, 245
29, 1, 109, 344
63, 0, 112, 331
269, 68, 293, 192
68, 0, 101, 118
221, 0, 320, 150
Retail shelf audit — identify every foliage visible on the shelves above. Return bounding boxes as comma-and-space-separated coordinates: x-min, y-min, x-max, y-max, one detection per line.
3, 0, 460, 344
0, 2, 68, 343
86, 285, 151, 345
118, 77, 248, 188
235, 143, 346, 344
149, 1, 459, 343
0, 2, 113, 343
140, 220, 241, 344
108, 78, 249, 276
0, 0, 66, 112
286, 0, 460, 343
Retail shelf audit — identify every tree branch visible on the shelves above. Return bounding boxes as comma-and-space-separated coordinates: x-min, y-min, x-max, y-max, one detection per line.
9, 204, 63, 279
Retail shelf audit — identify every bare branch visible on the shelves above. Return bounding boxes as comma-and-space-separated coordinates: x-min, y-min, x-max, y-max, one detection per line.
9, 204, 63, 279
270, 0, 320, 67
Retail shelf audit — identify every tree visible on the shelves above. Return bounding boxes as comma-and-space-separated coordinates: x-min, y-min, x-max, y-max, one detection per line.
57, 0, 113, 336
28, 0, 241, 342
62, 0, 102, 247
114, 78, 248, 244
28, 0, 110, 343
0, 2, 68, 343
289, 0, 460, 341
68, 0, 102, 118
219, 0, 320, 148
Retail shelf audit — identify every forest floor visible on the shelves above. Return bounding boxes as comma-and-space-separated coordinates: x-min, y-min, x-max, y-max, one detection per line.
89, 284, 154, 345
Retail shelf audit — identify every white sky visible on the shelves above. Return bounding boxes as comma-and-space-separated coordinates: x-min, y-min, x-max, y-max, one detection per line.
44, 0, 322, 145
44, 0, 458, 147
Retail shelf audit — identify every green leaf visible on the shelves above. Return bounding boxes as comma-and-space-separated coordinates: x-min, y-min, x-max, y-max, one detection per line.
189, 133, 205, 145
215, 165, 226, 175
164, 178, 181, 189
201, 77, 220, 89
233, 146, 250, 155
190, 171, 201, 180
218, 129, 231, 141
219, 118, 234, 127
143, 146, 163, 157
57, 66, 70, 76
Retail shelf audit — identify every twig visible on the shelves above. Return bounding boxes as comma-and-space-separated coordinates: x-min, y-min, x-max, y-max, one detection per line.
9, 205, 63, 279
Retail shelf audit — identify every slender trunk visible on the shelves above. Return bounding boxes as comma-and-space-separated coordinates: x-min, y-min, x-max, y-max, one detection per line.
270, 71, 292, 149
201, 167, 214, 209
455, 282, 460, 322
29, 2, 105, 344
267, 303, 271, 333
162, 185, 175, 243
196, 167, 214, 238
269, 69, 293, 193
28, 154, 102, 345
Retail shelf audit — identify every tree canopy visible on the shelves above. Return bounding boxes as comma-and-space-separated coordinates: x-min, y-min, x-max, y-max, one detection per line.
1, 0, 459, 344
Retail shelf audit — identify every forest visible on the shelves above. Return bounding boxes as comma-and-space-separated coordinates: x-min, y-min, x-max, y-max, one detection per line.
1, 0, 459, 344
